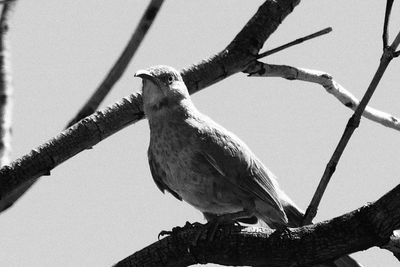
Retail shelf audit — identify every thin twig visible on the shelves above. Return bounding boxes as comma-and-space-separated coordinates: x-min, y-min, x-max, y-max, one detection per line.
256, 27, 332, 59
383, 0, 394, 49
66, 0, 164, 128
246, 63, 400, 132
302, 30, 400, 225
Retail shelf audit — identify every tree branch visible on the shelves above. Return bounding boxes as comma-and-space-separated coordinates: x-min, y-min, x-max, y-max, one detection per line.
256, 27, 332, 59
66, 0, 165, 128
382, 0, 394, 49
302, 29, 400, 225
246, 62, 400, 131
0, 2, 14, 166
0, 0, 301, 211
114, 183, 400, 266
0, 0, 166, 214
0, 1, 17, 211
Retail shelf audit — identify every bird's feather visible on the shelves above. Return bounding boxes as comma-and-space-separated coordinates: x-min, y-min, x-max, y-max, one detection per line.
195, 119, 286, 220
148, 149, 182, 201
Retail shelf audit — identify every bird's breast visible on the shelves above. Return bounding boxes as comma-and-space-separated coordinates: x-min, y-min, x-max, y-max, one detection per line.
148, 120, 243, 215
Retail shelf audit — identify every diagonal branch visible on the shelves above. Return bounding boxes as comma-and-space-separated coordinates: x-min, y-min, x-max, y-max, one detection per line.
256, 27, 332, 59
0, 0, 166, 213
246, 62, 400, 131
302, 30, 400, 225
114, 182, 400, 266
0, 0, 302, 212
66, 0, 165, 128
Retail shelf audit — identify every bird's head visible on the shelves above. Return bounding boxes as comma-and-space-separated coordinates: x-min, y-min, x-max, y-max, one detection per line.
135, 65, 190, 115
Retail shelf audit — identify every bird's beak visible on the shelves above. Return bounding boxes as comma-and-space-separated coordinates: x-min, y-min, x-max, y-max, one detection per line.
135, 69, 156, 83
135, 69, 166, 97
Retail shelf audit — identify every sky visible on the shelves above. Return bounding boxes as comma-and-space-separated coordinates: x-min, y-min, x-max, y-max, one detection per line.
1, 1, 400, 266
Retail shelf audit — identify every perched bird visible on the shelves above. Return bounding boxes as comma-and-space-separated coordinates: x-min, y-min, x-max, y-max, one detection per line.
135, 65, 361, 267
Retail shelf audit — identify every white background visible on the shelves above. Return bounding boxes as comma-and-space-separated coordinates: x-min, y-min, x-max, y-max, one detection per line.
1, 1, 400, 266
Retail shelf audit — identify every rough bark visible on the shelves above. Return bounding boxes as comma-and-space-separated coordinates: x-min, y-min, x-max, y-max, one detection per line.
114, 183, 400, 266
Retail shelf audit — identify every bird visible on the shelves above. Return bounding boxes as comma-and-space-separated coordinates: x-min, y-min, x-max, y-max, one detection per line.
135, 65, 362, 267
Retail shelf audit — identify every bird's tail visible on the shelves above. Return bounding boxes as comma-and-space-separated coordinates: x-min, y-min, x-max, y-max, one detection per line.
282, 202, 363, 267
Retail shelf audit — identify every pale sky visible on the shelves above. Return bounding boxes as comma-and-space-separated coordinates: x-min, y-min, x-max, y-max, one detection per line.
1, 1, 400, 266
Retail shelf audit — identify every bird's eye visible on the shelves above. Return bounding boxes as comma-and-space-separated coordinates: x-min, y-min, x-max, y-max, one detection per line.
167, 75, 174, 83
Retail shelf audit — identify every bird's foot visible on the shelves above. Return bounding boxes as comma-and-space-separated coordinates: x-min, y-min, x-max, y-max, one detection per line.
158, 221, 203, 240
274, 225, 293, 239
191, 217, 238, 246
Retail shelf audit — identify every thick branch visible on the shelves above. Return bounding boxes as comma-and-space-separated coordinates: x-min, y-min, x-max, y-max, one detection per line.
182, 0, 301, 94
246, 62, 400, 131
0, 93, 144, 201
114, 183, 400, 266
0, 0, 301, 211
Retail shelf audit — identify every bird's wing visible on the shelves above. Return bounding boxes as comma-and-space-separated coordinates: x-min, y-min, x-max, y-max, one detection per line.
148, 149, 182, 201
194, 119, 285, 217
200, 148, 284, 215
245, 157, 285, 213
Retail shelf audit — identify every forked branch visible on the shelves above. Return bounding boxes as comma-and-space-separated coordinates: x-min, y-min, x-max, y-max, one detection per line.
302, 30, 400, 225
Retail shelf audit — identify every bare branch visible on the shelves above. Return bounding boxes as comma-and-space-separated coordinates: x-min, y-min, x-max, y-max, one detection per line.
115, 183, 400, 266
0, 2, 14, 165
0, 0, 301, 211
66, 0, 164, 128
0, 1, 16, 211
0, 93, 145, 205
246, 62, 400, 131
382, 0, 394, 49
2, 0, 165, 214
302, 29, 400, 225
256, 27, 332, 59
